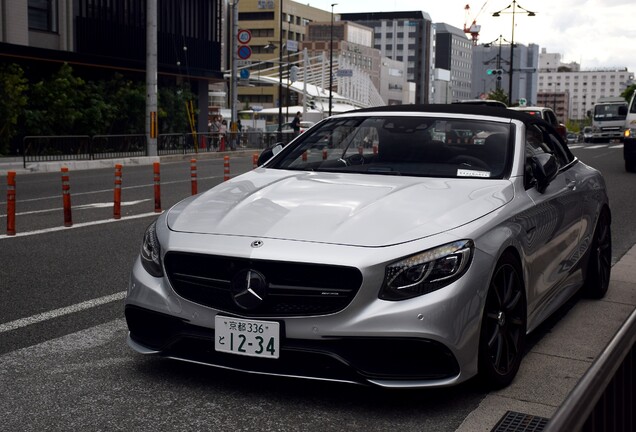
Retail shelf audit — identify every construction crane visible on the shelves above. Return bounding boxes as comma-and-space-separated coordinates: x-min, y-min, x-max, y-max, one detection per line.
463, 2, 489, 45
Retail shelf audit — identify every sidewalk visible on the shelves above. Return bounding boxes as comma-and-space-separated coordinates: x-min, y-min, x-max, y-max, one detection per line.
0, 150, 261, 176
456, 245, 636, 431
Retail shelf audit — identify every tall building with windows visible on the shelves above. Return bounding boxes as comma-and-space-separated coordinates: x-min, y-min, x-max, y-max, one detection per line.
434, 23, 472, 102
1, 0, 225, 130
237, 0, 331, 110
339, 11, 434, 105
537, 50, 633, 121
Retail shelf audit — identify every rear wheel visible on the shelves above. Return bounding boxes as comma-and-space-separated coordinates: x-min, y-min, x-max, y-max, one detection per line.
478, 254, 527, 389
583, 209, 611, 299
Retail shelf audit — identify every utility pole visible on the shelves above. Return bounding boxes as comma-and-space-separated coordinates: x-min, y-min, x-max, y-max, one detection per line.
146, 0, 158, 156
231, 1, 239, 130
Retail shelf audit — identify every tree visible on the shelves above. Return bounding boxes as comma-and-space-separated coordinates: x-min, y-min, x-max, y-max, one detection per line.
0, 63, 28, 155
621, 84, 636, 103
24, 63, 98, 135
486, 88, 509, 106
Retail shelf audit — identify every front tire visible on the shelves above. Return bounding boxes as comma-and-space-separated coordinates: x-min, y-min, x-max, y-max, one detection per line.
583, 209, 611, 299
478, 254, 527, 389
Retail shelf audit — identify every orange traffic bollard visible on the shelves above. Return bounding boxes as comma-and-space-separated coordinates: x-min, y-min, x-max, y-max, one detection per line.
223, 155, 231, 181
302, 151, 308, 162
372, 144, 378, 155
6, 171, 16, 235
61, 167, 73, 227
252, 153, 259, 169
190, 159, 198, 195
113, 164, 122, 219
322, 148, 328, 160
153, 162, 161, 213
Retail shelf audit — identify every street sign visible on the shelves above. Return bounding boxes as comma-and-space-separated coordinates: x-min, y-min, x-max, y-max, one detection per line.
240, 69, 250, 79
251, 105, 263, 112
286, 40, 298, 52
519, 98, 527, 106
238, 45, 252, 60
237, 29, 252, 44
336, 69, 353, 77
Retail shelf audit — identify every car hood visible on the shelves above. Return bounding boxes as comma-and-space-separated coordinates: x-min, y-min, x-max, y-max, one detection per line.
167, 170, 514, 247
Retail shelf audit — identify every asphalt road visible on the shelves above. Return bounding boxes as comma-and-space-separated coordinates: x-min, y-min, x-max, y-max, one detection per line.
0, 144, 631, 431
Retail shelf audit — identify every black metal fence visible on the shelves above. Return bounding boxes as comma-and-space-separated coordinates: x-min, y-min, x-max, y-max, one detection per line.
544, 308, 635, 431
23, 131, 297, 165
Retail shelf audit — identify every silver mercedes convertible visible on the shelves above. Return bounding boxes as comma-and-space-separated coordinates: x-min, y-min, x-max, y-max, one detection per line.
125, 104, 611, 389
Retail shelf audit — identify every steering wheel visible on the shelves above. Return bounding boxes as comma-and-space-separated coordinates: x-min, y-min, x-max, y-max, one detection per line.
449, 155, 489, 170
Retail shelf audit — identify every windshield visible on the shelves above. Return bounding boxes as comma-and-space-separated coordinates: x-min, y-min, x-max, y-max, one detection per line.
267, 115, 512, 179
594, 103, 627, 121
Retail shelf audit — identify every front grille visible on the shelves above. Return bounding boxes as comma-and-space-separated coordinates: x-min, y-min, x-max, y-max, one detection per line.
163, 252, 363, 316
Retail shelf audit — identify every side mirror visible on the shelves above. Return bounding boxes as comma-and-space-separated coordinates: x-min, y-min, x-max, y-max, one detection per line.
257, 144, 283, 166
529, 153, 559, 193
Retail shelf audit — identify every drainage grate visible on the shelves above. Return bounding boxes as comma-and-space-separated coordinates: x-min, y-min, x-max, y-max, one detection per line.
491, 411, 549, 432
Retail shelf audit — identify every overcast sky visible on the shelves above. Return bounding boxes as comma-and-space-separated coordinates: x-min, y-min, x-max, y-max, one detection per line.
304, 0, 636, 78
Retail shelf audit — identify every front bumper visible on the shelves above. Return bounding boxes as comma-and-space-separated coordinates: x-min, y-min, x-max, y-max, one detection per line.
125, 305, 460, 387
125, 232, 494, 388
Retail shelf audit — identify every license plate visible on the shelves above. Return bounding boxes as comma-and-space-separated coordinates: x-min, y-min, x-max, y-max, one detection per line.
215, 316, 280, 359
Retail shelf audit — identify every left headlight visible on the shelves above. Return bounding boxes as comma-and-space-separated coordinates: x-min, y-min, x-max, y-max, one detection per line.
140, 220, 163, 277
379, 240, 473, 301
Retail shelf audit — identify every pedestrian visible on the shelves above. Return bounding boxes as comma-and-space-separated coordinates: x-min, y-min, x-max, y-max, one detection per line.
210, 116, 221, 151
219, 119, 228, 151
291, 111, 302, 136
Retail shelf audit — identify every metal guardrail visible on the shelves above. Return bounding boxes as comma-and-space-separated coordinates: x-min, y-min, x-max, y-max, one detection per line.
544, 308, 636, 431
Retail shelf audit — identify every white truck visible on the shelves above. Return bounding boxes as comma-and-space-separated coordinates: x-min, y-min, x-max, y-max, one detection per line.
591, 96, 628, 143
623, 92, 636, 171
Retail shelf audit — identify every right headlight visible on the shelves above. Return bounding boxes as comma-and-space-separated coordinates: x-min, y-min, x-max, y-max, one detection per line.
140, 220, 163, 278
379, 240, 473, 301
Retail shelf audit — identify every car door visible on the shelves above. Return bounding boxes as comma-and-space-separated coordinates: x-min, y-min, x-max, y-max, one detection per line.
519, 124, 584, 324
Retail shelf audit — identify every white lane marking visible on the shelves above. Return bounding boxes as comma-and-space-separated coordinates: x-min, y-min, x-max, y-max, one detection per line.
609, 144, 624, 149
568, 145, 584, 149
0, 175, 220, 205
0, 211, 161, 240
0, 199, 151, 218
585, 145, 608, 149
0, 291, 127, 334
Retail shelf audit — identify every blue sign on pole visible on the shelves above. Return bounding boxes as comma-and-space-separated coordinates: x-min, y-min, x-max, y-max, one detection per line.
238, 45, 252, 60
240, 69, 250, 79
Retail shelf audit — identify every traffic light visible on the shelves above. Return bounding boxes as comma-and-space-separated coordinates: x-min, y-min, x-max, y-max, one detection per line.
487, 69, 504, 80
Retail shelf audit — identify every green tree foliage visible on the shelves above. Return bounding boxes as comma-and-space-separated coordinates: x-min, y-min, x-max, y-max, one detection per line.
24, 63, 106, 135
3, 62, 198, 151
103, 73, 146, 134
621, 84, 636, 103
486, 88, 509, 106
158, 85, 196, 134
0, 63, 28, 155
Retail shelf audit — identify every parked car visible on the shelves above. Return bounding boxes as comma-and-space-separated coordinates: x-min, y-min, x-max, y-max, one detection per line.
454, 99, 508, 108
567, 132, 579, 144
126, 104, 611, 389
509, 106, 568, 141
